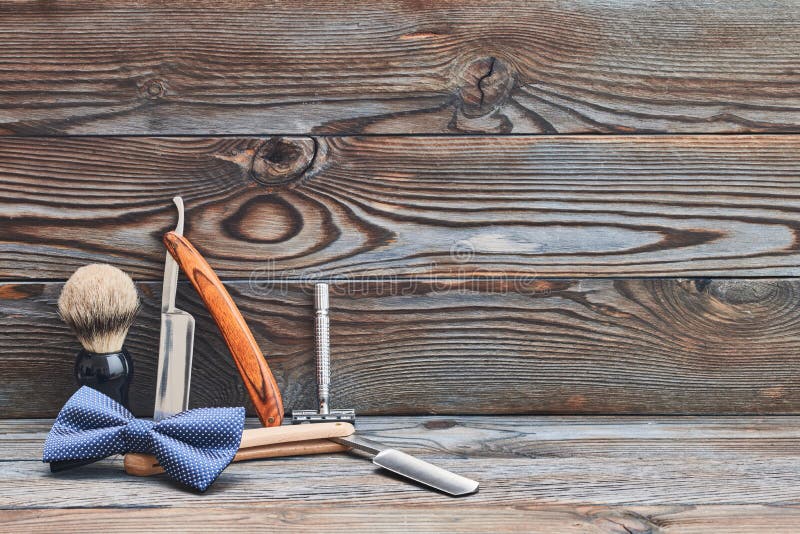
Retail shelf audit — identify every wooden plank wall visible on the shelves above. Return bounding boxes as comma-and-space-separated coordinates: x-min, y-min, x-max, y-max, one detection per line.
1, 1, 800, 417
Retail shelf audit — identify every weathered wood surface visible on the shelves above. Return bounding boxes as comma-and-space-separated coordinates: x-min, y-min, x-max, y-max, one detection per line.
4, 135, 800, 280
2, 416, 800, 532
3, 1, 799, 529
4, 506, 800, 534
1, 1, 799, 136
3, 278, 800, 417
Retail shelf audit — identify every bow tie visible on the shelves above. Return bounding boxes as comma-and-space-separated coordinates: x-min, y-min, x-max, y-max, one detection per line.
43, 386, 244, 492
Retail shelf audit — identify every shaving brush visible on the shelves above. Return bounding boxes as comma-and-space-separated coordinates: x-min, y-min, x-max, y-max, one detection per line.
58, 263, 140, 406
49, 264, 140, 473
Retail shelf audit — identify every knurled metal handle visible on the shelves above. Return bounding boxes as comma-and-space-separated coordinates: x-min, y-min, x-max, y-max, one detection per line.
315, 283, 330, 415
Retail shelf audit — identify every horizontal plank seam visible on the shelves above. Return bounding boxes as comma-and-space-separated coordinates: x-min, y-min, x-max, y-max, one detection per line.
4, 132, 800, 140
4, 276, 800, 284
7, 416, 800, 420
0, 501, 790, 510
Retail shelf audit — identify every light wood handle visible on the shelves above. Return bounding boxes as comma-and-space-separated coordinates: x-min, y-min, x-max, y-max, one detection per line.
163, 231, 284, 426
240, 421, 354, 448
124, 423, 354, 477
125, 439, 349, 476
234, 439, 348, 462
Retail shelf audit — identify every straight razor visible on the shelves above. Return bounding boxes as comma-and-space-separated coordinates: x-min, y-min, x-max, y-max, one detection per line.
153, 196, 195, 421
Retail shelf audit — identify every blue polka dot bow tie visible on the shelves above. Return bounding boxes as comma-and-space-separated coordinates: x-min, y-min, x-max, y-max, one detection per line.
43, 386, 245, 492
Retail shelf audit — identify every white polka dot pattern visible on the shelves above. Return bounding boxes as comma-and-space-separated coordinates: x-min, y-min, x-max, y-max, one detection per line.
43, 386, 244, 492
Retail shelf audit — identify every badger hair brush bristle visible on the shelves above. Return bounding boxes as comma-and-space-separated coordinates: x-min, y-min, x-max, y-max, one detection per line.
58, 264, 140, 353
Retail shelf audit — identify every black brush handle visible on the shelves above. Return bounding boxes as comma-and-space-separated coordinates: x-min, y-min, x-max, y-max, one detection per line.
49, 349, 133, 472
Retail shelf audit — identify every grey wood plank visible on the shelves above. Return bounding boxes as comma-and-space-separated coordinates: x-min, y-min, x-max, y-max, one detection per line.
3, 278, 800, 417
4, 505, 800, 533
0, 502, 800, 534
2, 416, 800, 512
3, 135, 800, 280
6, 416, 800, 460
1, 1, 799, 135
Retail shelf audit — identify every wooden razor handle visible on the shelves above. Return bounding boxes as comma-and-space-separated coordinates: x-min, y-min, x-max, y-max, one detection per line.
239, 421, 353, 448
125, 439, 348, 477
163, 231, 284, 426
124, 422, 353, 477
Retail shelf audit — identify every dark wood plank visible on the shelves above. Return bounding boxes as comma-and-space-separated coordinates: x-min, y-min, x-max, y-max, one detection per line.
3, 417, 800, 523
1, 1, 799, 135
3, 278, 800, 417
4, 135, 800, 280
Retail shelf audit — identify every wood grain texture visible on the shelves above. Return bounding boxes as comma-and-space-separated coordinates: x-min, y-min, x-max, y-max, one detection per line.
1, 1, 799, 135
8, 416, 800, 461
4, 135, 800, 280
4, 505, 800, 534
3, 416, 800, 532
3, 278, 800, 417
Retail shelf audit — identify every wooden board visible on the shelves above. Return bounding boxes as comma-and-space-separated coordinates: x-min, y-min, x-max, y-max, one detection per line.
1, 1, 799, 136
5, 505, 800, 534
4, 135, 800, 280
3, 416, 800, 532
3, 2, 800, 530
4, 278, 800, 417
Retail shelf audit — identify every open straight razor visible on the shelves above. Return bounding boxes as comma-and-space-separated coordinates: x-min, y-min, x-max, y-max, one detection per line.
125, 197, 286, 473
161, 230, 284, 426
153, 196, 195, 421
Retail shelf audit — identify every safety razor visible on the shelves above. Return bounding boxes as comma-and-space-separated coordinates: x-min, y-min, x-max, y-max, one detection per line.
291, 283, 356, 424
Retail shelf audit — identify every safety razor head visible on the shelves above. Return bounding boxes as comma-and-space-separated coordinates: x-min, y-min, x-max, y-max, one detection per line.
291, 409, 356, 425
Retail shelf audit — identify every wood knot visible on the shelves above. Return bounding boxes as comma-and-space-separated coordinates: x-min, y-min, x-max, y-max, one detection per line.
423, 419, 458, 430
702, 279, 778, 305
139, 78, 167, 100
457, 57, 514, 118
589, 510, 657, 534
251, 137, 317, 187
